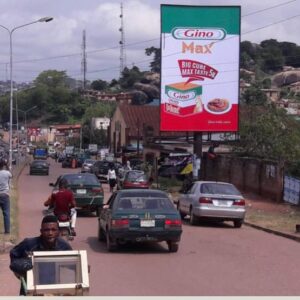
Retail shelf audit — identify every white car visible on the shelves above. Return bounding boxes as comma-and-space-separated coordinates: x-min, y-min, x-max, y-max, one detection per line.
177, 181, 246, 228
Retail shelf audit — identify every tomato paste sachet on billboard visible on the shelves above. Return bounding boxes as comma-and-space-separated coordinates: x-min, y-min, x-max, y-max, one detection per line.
164, 82, 203, 117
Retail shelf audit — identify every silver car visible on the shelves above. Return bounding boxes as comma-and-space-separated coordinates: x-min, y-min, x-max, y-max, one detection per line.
177, 181, 246, 228
81, 159, 96, 173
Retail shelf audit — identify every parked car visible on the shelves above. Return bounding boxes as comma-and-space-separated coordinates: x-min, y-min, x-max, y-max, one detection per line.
98, 189, 182, 252
177, 181, 246, 228
49, 173, 104, 215
29, 160, 50, 176
81, 159, 96, 173
91, 160, 122, 181
118, 170, 150, 190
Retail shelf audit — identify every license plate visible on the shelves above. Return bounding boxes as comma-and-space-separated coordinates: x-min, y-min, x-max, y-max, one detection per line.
140, 220, 155, 227
213, 200, 232, 207
77, 189, 86, 194
58, 221, 70, 227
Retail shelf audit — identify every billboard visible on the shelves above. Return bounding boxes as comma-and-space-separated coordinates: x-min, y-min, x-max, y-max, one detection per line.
160, 5, 240, 132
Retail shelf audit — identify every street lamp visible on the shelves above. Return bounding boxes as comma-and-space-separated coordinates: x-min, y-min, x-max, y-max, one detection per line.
13, 105, 38, 146
20, 106, 38, 146
0, 17, 53, 170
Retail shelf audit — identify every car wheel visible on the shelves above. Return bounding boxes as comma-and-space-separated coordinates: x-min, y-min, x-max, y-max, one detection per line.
233, 219, 243, 228
98, 225, 105, 241
167, 241, 179, 253
106, 231, 117, 252
177, 202, 186, 219
189, 207, 198, 226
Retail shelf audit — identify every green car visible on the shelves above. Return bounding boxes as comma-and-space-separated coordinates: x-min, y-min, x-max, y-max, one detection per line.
98, 189, 182, 252
50, 173, 104, 216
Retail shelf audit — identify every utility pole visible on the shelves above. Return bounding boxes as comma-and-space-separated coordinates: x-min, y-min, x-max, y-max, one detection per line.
81, 30, 87, 90
119, 2, 126, 77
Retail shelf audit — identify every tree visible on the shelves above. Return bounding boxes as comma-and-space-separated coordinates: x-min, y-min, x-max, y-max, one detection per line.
241, 83, 268, 106
145, 47, 160, 73
119, 66, 143, 89
91, 79, 108, 91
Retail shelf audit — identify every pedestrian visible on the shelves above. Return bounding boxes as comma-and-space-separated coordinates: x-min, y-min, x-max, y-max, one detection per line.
126, 160, 132, 171
9, 215, 72, 295
0, 159, 12, 235
108, 163, 117, 193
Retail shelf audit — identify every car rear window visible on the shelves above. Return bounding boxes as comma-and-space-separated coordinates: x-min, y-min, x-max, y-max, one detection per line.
201, 183, 241, 195
126, 172, 147, 182
63, 174, 100, 186
116, 197, 174, 210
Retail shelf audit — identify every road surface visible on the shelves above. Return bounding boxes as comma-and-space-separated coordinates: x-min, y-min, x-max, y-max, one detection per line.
1, 158, 300, 296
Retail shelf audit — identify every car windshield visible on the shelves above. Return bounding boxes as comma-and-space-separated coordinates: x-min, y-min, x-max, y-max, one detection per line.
63, 174, 100, 186
126, 172, 147, 182
116, 197, 174, 210
201, 183, 241, 195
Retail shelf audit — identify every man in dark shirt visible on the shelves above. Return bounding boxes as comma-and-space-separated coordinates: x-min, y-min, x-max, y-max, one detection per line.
10, 215, 72, 295
44, 178, 77, 236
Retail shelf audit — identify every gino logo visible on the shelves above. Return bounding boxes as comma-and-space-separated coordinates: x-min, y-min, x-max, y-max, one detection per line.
172, 27, 226, 40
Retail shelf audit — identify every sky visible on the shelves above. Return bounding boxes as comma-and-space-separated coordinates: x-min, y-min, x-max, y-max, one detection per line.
0, 0, 299, 84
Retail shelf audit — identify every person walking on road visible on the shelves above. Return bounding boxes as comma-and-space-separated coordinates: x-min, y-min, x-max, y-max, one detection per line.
0, 159, 12, 235
9, 215, 72, 295
108, 164, 117, 193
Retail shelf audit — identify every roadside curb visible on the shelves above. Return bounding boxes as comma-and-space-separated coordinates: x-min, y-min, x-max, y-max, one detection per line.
244, 221, 300, 243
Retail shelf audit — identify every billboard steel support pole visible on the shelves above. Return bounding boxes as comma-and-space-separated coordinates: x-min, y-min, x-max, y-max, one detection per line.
193, 132, 203, 180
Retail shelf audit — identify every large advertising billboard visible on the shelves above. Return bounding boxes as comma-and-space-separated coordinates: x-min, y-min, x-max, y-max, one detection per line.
160, 5, 240, 132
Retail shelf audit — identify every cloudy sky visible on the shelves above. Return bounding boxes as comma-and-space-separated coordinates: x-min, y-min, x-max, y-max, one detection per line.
0, 0, 299, 83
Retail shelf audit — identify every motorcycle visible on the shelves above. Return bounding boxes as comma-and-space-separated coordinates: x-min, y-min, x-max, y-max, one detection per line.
56, 213, 74, 241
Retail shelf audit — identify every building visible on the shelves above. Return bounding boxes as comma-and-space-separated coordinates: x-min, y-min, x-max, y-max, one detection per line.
91, 117, 110, 130
83, 90, 132, 104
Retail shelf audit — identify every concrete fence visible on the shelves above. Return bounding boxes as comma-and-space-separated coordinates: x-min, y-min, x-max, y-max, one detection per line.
202, 154, 284, 202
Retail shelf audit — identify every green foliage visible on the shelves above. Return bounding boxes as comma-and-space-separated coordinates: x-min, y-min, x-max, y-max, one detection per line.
235, 103, 300, 162
119, 66, 144, 89
241, 83, 268, 106
91, 79, 108, 91
83, 102, 116, 123
145, 46, 161, 73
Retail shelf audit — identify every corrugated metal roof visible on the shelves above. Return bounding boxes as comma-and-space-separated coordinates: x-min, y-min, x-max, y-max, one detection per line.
118, 104, 183, 137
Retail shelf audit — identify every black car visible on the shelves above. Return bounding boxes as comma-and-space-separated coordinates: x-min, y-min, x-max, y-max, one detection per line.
91, 160, 122, 181
98, 189, 182, 252
29, 160, 49, 175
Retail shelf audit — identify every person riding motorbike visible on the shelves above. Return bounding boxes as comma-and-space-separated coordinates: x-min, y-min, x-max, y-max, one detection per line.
44, 178, 77, 236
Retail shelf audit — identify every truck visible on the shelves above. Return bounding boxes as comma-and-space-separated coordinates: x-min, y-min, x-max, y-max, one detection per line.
33, 148, 48, 160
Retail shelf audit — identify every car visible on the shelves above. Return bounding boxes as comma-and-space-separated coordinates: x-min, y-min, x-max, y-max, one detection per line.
49, 173, 104, 215
29, 160, 50, 175
118, 170, 150, 190
98, 189, 182, 252
177, 181, 246, 228
91, 160, 123, 181
48, 148, 56, 159
81, 159, 96, 173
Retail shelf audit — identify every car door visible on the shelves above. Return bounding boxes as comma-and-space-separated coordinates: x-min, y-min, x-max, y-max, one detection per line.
100, 193, 116, 232
181, 183, 197, 213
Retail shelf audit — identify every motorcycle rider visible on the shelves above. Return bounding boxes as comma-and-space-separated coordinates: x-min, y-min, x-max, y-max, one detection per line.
44, 178, 77, 236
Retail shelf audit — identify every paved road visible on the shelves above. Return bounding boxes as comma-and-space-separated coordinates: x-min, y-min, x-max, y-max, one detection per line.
1, 158, 300, 296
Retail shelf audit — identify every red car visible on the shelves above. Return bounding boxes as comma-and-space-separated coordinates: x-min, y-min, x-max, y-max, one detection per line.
121, 170, 150, 189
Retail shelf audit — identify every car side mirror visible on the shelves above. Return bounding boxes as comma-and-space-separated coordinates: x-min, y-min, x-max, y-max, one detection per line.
49, 183, 54, 187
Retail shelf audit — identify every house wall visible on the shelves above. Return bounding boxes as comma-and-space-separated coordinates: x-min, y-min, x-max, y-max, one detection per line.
203, 155, 284, 202
110, 107, 127, 152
